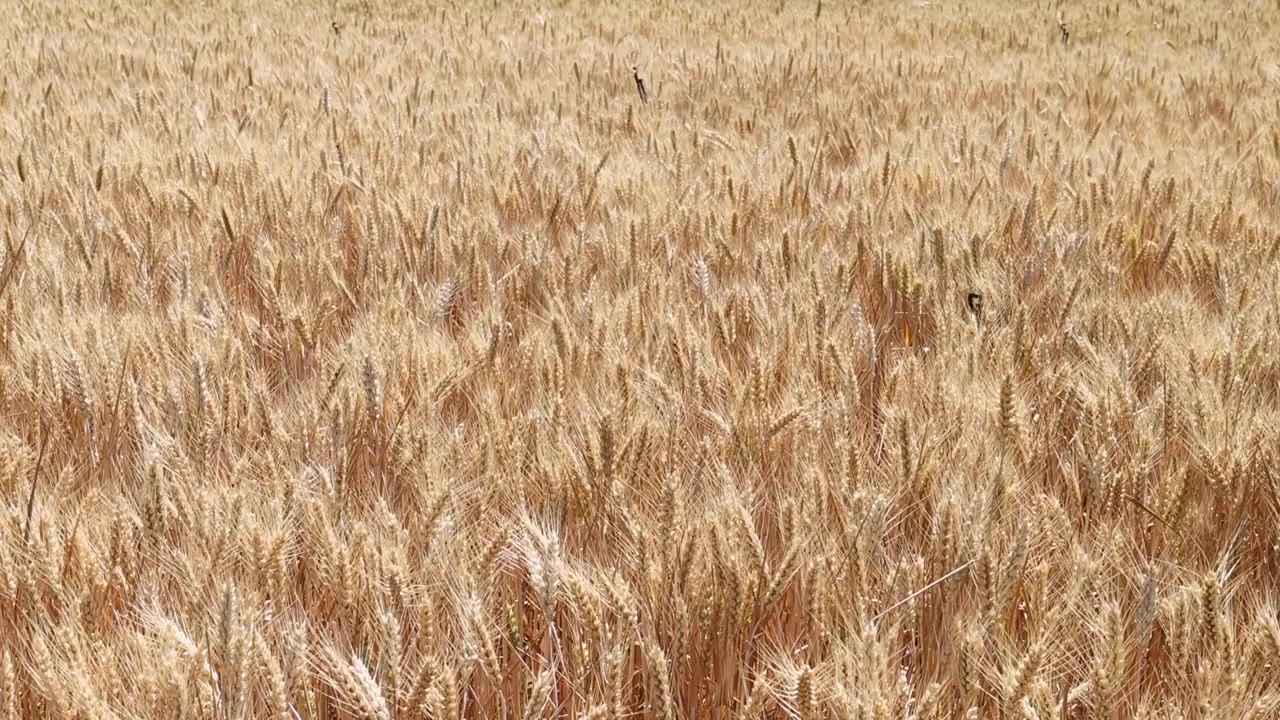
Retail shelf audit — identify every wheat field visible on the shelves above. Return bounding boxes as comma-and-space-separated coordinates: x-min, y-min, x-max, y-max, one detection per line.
1, 0, 1279, 718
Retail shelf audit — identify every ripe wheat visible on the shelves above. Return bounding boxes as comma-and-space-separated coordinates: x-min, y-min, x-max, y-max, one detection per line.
0, 0, 1277, 718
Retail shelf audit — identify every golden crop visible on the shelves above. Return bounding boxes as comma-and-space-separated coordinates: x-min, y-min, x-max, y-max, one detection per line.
0, 0, 1278, 718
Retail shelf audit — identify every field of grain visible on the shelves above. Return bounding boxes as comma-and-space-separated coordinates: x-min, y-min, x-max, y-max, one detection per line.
1, 0, 1279, 718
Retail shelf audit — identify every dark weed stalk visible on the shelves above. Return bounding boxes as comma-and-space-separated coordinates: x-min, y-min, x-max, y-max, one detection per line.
633, 66, 648, 104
